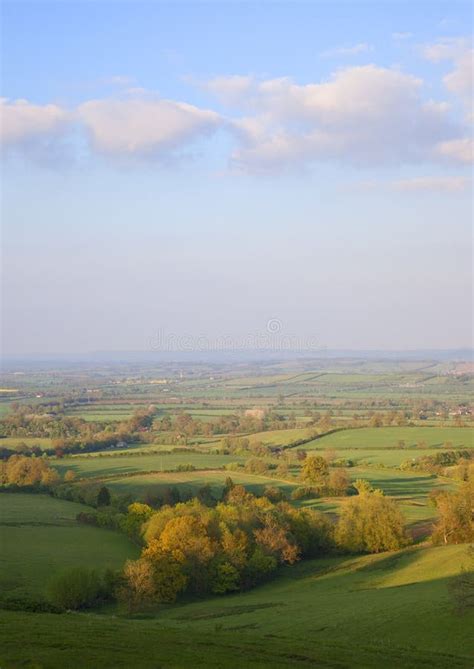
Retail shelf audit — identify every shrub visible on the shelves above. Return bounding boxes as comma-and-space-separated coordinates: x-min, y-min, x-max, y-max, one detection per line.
263, 485, 286, 502
291, 486, 318, 501
47, 567, 103, 610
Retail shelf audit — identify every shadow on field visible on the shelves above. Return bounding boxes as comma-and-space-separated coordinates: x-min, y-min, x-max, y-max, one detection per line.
350, 547, 421, 579
366, 475, 440, 499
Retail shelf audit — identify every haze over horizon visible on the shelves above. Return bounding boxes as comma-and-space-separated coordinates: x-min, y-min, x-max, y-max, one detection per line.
2, 1, 473, 355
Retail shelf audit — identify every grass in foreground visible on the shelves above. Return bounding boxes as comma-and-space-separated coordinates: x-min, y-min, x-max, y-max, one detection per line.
1, 544, 472, 668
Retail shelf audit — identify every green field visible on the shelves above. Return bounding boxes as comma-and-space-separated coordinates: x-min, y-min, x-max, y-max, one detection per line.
303, 427, 473, 451
326, 447, 448, 466
0, 437, 53, 450
66, 411, 135, 422
54, 452, 250, 479
104, 469, 298, 499
1, 543, 472, 668
0, 494, 138, 599
1, 359, 473, 668
247, 427, 312, 446
306, 466, 452, 531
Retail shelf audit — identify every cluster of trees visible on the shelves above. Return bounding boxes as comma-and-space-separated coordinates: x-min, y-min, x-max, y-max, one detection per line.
301, 455, 352, 496
401, 450, 473, 473
104, 480, 406, 611
118, 487, 334, 610
0, 454, 62, 487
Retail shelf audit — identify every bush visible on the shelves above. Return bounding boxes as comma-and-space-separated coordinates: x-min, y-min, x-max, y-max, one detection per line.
263, 486, 286, 503
47, 567, 104, 610
291, 486, 318, 501
0, 594, 62, 613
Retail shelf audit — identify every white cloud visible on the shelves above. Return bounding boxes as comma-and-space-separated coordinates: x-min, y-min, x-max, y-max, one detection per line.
320, 43, 373, 58
392, 176, 470, 192
0, 98, 68, 145
435, 137, 473, 163
209, 66, 462, 170
78, 97, 219, 157
202, 75, 253, 106
77, 97, 221, 158
422, 37, 473, 102
2, 59, 472, 172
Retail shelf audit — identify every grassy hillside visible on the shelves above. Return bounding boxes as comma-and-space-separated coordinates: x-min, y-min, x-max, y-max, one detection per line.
0, 494, 138, 599
1, 544, 472, 668
103, 469, 298, 499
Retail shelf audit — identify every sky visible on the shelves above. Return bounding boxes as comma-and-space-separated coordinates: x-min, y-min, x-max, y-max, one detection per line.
1, 1, 473, 355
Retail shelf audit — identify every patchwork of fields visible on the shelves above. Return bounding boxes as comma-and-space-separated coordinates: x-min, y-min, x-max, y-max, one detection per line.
0, 359, 472, 668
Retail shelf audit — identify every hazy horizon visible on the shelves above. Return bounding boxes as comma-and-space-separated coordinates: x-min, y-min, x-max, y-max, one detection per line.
2, 1, 473, 355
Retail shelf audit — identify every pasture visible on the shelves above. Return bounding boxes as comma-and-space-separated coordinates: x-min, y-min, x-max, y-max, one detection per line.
54, 452, 250, 479
326, 447, 446, 466
103, 469, 298, 499
247, 427, 312, 446
303, 426, 473, 451
0, 436, 53, 450
0, 494, 138, 599
1, 544, 472, 668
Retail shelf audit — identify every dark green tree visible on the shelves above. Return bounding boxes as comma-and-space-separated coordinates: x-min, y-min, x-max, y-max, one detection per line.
97, 486, 111, 507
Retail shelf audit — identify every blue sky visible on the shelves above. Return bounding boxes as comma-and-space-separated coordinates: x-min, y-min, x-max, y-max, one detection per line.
2, 1, 472, 354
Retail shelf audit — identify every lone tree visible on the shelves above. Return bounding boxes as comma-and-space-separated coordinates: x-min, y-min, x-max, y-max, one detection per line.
301, 455, 329, 487
431, 483, 474, 545
336, 489, 407, 553
97, 486, 111, 507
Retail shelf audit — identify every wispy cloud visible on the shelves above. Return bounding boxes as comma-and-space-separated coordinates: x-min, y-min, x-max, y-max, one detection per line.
391, 176, 470, 192
392, 32, 413, 41
103, 75, 135, 87
320, 43, 373, 58
435, 138, 473, 163
421, 37, 473, 104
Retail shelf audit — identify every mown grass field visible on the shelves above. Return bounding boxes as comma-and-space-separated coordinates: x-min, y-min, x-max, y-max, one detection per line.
1, 544, 472, 668
0, 494, 138, 599
303, 426, 473, 450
